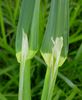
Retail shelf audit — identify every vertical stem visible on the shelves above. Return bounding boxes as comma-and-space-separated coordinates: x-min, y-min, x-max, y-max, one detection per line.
47, 68, 58, 100
41, 66, 51, 100
41, 60, 59, 100
18, 60, 31, 100
23, 60, 31, 100
47, 57, 60, 100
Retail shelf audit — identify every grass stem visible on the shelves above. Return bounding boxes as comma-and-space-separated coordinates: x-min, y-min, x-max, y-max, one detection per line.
19, 60, 31, 100
41, 66, 51, 100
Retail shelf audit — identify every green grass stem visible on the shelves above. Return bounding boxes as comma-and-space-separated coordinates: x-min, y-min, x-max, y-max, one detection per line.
19, 60, 31, 100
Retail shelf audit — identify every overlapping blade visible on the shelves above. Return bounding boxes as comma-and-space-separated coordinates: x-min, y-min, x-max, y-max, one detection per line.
41, 0, 69, 66
16, 0, 35, 62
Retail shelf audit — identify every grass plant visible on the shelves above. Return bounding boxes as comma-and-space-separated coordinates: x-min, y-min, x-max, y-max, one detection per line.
0, 0, 82, 100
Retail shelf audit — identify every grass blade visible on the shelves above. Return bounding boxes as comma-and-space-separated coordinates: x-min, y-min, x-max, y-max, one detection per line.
16, 0, 41, 100
16, 0, 35, 62
41, 0, 69, 65
41, 0, 69, 100
0, 0, 7, 44
28, 0, 41, 59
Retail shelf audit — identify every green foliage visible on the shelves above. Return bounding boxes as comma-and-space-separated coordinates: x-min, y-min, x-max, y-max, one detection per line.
0, 0, 82, 100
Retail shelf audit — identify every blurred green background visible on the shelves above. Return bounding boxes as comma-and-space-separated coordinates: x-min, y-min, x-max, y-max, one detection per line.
0, 0, 82, 100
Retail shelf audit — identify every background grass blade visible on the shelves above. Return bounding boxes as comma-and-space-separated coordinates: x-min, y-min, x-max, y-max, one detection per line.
0, 0, 7, 44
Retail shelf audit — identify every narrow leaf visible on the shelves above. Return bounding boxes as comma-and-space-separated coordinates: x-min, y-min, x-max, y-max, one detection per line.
28, 0, 41, 59
16, 0, 35, 62
41, 0, 69, 66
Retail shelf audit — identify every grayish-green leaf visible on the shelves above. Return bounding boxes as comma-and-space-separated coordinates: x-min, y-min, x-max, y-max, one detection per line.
28, 0, 41, 59
41, 0, 69, 66
16, 0, 35, 62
